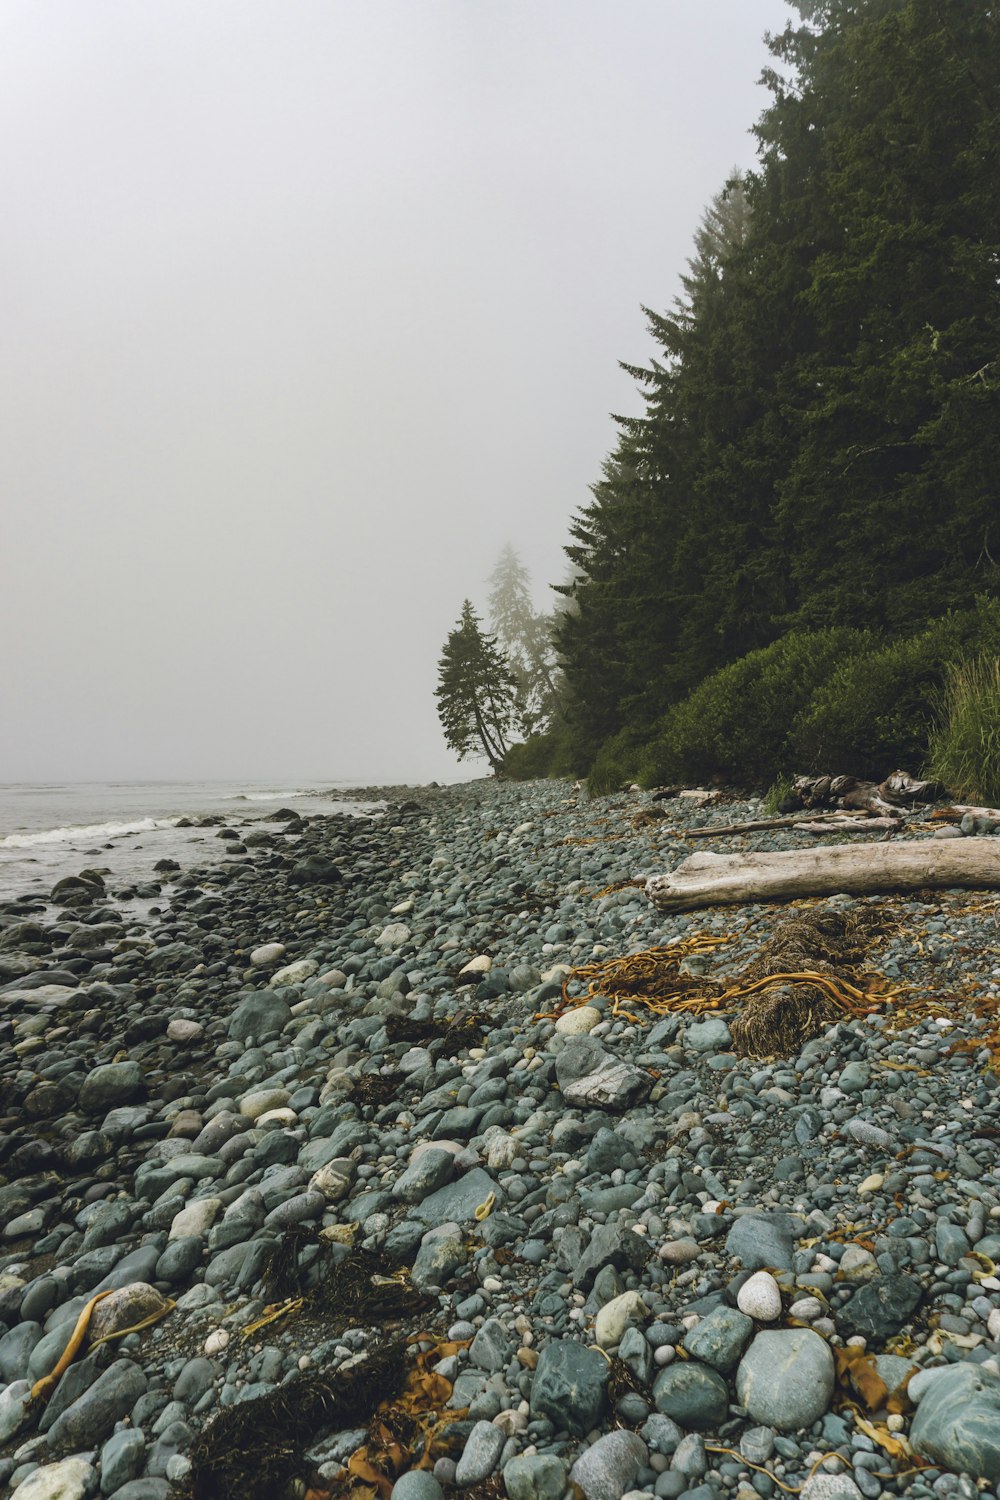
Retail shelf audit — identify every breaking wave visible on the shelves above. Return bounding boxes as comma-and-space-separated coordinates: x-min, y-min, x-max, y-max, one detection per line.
0, 817, 182, 849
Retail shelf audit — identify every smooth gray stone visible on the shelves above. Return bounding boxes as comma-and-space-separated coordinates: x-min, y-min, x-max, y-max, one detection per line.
725, 1212, 796, 1271
407, 1168, 501, 1226
641, 1413, 683, 1455
45, 1357, 148, 1448
935, 1221, 971, 1267
392, 1147, 455, 1203
100, 1428, 147, 1494
39, 1353, 102, 1432
618, 1325, 652, 1385
390, 1473, 445, 1500
735, 1329, 834, 1431
410, 1231, 467, 1292
0, 1379, 33, 1444
228, 990, 292, 1043
147, 1417, 192, 1476
575, 1221, 650, 1290
93, 1244, 162, 1293
652, 1363, 729, 1431
156, 1236, 203, 1283
684, 1018, 731, 1053
0, 1321, 43, 1383
203, 1240, 258, 1288
837, 1273, 922, 1343
103, 1481, 171, 1499
672, 1433, 708, 1480
910, 1361, 1000, 1483
682, 1305, 754, 1374
503, 1454, 567, 1500
570, 1430, 648, 1500
454, 1419, 505, 1486
469, 1317, 512, 1373
79, 1061, 143, 1112
173, 1357, 217, 1405
530, 1339, 609, 1436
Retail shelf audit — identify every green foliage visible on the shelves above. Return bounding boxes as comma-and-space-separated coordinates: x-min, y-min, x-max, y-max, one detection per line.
435, 601, 518, 773
552, 1, 1000, 763
788, 601, 1000, 777
586, 727, 646, 798
638, 627, 872, 788
763, 775, 796, 815
488, 547, 562, 738
502, 727, 580, 781
926, 656, 1000, 805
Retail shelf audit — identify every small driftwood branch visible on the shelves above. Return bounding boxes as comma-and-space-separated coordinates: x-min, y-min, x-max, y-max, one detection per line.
684, 810, 870, 839
792, 817, 900, 834
645, 837, 1000, 912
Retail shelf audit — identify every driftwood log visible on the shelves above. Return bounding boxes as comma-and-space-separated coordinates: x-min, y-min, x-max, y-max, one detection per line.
645, 837, 1000, 912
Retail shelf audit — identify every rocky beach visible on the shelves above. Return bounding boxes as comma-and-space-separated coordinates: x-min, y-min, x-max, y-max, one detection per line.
2, 777, 1000, 1500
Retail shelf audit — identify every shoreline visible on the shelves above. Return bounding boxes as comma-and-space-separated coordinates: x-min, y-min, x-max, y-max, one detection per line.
1, 778, 1000, 1497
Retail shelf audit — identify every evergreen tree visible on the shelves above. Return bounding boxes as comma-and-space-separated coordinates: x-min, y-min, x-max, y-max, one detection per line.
487, 546, 560, 738
554, 0, 999, 773
435, 602, 518, 772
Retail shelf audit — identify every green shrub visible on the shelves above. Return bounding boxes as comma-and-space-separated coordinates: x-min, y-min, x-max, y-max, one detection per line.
788, 599, 1000, 778
586, 726, 645, 797
927, 656, 1000, 804
638, 627, 874, 788
763, 774, 796, 815
502, 725, 581, 781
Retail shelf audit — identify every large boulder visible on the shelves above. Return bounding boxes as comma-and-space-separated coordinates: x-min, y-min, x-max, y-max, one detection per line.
910, 1362, 1000, 1483
736, 1329, 835, 1431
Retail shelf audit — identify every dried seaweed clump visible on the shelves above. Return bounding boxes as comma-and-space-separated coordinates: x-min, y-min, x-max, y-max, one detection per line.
728, 905, 890, 1057
255, 1231, 432, 1330
183, 1339, 408, 1500
384, 1011, 485, 1049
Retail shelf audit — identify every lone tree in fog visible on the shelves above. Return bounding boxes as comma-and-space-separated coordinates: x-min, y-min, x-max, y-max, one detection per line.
436, 601, 518, 772
488, 545, 561, 738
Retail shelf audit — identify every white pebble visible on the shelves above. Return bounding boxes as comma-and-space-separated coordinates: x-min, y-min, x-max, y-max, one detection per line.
736, 1270, 783, 1322
204, 1329, 229, 1356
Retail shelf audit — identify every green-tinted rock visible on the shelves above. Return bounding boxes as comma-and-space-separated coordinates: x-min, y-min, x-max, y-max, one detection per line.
683, 1306, 754, 1374
910, 1362, 1000, 1483
652, 1361, 729, 1430
530, 1340, 609, 1436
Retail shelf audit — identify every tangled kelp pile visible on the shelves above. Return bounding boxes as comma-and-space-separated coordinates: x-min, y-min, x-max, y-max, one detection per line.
554, 906, 901, 1056
182, 1243, 447, 1500
244, 1234, 432, 1338
184, 1337, 408, 1500
384, 1010, 485, 1050
184, 1334, 474, 1500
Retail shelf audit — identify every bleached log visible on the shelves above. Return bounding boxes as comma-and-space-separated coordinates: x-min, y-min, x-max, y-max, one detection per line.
792, 817, 900, 834
645, 837, 1000, 912
684, 810, 867, 839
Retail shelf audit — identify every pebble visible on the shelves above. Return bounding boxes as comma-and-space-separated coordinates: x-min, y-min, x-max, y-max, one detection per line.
736, 1271, 783, 1322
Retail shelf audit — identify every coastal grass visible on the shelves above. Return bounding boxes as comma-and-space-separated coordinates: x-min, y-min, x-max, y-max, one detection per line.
927, 656, 1000, 805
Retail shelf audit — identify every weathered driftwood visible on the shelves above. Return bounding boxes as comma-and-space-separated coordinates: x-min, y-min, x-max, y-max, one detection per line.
933, 804, 1000, 821
684, 810, 868, 839
645, 837, 1000, 912
792, 816, 900, 834
789, 771, 946, 819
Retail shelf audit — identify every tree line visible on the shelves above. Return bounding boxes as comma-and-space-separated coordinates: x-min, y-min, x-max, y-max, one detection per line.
438, 0, 1000, 785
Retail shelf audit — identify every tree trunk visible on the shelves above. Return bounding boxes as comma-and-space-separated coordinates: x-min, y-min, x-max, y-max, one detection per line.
645, 837, 1000, 912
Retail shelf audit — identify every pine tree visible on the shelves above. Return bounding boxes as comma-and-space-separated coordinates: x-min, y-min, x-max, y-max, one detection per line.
487, 547, 560, 738
435, 602, 518, 772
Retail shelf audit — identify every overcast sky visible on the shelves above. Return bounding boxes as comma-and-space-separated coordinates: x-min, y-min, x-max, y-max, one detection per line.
2, 0, 791, 785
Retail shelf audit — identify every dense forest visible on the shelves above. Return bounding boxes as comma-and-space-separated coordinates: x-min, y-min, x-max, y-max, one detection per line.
440, 0, 1000, 798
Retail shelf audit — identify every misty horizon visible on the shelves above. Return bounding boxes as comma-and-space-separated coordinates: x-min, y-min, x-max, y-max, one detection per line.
3, 0, 792, 784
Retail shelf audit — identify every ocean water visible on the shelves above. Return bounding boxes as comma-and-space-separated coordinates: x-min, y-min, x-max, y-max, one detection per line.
0, 780, 384, 903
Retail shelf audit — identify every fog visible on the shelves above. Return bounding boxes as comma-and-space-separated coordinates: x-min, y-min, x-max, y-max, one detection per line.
2, 0, 791, 784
